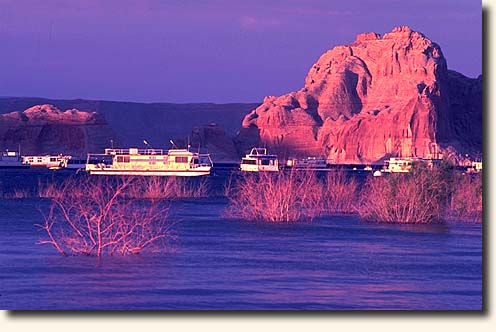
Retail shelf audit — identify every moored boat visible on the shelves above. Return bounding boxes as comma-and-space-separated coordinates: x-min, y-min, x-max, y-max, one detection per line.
85, 147, 213, 176
0, 151, 30, 168
22, 155, 69, 168
50, 156, 88, 170
285, 157, 328, 169
381, 156, 443, 174
240, 148, 279, 172
383, 157, 416, 173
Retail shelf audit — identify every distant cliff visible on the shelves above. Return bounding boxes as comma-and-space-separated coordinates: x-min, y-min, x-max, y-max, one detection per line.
0, 104, 117, 156
236, 26, 482, 163
0, 98, 256, 149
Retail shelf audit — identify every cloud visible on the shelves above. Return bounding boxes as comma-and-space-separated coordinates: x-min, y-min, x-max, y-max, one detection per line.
239, 15, 283, 30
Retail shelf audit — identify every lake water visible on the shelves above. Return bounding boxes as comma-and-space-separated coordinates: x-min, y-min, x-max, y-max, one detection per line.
0, 169, 482, 310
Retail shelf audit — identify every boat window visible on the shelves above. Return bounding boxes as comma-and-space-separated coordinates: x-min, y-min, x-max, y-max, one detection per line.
193, 158, 199, 164
199, 157, 211, 165
117, 156, 131, 163
50, 157, 57, 162
242, 159, 257, 165
260, 159, 270, 165
175, 156, 189, 163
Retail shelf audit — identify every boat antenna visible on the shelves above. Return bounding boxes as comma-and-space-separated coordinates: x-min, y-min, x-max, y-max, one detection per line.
143, 139, 153, 149
169, 140, 178, 148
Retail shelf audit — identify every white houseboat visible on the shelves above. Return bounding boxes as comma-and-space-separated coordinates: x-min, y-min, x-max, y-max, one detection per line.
85, 147, 213, 176
466, 161, 483, 173
0, 151, 30, 168
22, 155, 69, 168
240, 148, 279, 172
381, 157, 443, 174
383, 157, 416, 173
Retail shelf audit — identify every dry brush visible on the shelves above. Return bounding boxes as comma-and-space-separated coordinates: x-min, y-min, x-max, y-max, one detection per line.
37, 176, 175, 257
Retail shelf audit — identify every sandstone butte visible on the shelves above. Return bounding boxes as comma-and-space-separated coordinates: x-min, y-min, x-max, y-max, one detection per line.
0, 104, 118, 156
236, 26, 482, 164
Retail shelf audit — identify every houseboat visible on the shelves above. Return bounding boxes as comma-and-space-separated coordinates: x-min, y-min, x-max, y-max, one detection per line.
240, 148, 279, 172
51, 156, 88, 170
22, 155, 69, 168
0, 151, 30, 168
466, 161, 483, 173
383, 157, 417, 173
85, 147, 213, 176
381, 157, 443, 174
285, 157, 328, 169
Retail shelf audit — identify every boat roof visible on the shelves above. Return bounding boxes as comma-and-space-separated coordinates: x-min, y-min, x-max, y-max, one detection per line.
245, 147, 277, 158
99, 148, 208, 157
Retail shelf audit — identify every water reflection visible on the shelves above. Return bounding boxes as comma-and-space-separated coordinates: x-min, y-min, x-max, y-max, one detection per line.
0, 195, 482, 310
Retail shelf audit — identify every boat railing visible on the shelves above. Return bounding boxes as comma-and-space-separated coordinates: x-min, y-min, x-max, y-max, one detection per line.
105, 148, 164, 155
104, 148, 165, 155
248, 147, 268, 156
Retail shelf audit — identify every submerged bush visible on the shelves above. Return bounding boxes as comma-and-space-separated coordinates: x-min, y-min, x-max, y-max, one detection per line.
450, 173, 482, 221
322, 170, 359, 214
128, 176, 209, 200
357, 163, 451, 224
37, 176, 175, 257
224, 170, 323, 222
38, 179, 62, 199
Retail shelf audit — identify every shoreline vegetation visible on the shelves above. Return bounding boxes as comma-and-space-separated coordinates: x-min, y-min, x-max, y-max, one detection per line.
0, 166, 483, 224
224, 164, 482, 224
0, 165, 482, 256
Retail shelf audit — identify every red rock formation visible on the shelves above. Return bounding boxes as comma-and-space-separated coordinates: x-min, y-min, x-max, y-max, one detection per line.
238, 26, 482, 163
0, 104, 118, 156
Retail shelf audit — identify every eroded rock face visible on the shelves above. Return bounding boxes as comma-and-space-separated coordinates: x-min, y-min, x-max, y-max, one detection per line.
238, 26, 482, 162
0, 104, 117, 156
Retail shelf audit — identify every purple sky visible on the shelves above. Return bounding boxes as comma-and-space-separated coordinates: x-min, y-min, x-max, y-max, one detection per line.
0, 0, 481, 103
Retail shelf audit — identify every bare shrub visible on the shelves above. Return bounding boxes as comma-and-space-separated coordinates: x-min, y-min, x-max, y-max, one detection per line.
38, 179, 62, 199
37, 176, 175, 257
322, 170, 359, 214
449, 173, 482, 221
128, 176, 209, 200
357, 164, 450, 224
0, 180, 31, 199
222, 173, 236, 198
224, 170, 323, 222
10, 189, 30, 199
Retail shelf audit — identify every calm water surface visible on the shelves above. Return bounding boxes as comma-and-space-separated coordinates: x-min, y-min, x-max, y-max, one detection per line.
0, 169, 482, 310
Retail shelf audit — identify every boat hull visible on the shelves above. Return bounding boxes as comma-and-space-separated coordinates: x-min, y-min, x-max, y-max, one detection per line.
240, 165, 279, 172
87, 168, 211, 176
